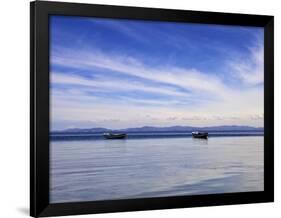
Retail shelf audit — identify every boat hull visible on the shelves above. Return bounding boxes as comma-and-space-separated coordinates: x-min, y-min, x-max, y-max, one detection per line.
192, 132, 208, 139
103, 133, 127, 139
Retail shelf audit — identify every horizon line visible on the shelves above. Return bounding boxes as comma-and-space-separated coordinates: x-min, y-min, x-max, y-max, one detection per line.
52, 124, 264, 132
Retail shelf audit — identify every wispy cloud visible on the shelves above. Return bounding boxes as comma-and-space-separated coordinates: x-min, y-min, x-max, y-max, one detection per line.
228, 42, 264, 85
52, 72, 191, 98
51, 44, 263, 130
50, 17, 264, 130
90, 19, 150, 44
51, 47, 230, 100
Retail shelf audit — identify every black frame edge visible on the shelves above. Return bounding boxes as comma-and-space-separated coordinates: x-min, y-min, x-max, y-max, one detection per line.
30, 1, 35, 217
38, 192, 270, 217
264, 16, 274, 202
35, 0, 272, 26
31, 1, 51, 216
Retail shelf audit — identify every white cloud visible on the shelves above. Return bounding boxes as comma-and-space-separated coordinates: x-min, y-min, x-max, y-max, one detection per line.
50, 41, 264, 130
52, 72, 190, 98
51, 47, 229, 98
229, 43, 264, 85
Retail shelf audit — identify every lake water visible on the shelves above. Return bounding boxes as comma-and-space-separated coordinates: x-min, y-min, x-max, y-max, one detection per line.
50, 135, 264, 203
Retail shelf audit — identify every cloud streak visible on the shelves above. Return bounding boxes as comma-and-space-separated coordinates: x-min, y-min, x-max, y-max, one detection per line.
52, 72, 191, 98
51, 47, 232, 101
229, 43, 264, 85
50, 16, 264, 130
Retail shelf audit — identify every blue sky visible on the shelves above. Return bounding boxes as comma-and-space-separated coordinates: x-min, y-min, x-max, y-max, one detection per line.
50, 15, 264, 130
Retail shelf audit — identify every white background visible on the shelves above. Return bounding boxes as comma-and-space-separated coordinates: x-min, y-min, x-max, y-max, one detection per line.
0, 0, 279, 217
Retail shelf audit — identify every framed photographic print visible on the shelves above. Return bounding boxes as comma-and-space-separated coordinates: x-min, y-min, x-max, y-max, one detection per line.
30, 1, 274, 217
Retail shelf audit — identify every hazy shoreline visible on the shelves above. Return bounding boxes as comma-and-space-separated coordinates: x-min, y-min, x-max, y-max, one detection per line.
52, 125, 264, 133
50, 131, 264, 141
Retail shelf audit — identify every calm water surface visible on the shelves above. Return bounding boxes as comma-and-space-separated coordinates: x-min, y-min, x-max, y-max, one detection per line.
50, 136, 264, 203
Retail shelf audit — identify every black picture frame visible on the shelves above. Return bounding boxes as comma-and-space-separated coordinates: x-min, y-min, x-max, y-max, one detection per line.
30, 1, 274, 217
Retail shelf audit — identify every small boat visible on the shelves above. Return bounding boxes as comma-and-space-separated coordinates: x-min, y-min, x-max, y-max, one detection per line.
103, 132, 127, 139
192, 131, 208, 139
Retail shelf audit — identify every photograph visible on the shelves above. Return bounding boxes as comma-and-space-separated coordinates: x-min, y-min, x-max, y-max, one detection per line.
49, 15, 264, 203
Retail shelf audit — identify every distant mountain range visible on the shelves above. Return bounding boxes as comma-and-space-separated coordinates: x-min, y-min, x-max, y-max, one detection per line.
54, 125, 264, 133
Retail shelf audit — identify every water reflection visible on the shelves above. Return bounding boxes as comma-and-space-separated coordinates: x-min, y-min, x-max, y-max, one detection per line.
50, 136, 263, 203
191, 138, 209, 145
